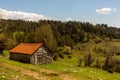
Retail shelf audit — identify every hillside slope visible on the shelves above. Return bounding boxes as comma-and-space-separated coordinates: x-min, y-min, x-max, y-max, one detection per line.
0, 46, 120, 80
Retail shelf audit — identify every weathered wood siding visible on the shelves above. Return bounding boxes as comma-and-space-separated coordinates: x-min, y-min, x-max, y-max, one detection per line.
30, 46, 52, 64
10, 53, 30, 63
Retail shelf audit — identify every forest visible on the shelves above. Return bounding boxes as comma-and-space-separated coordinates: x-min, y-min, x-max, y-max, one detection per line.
0, 19, 120, 51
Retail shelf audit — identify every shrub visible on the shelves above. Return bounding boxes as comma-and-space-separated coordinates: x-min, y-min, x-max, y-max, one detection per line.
84, 52, 95, 67
103, 55, 113, 71
59, 53, 65, 59
113, 59, 120, 73
102, 55, 120, 73
68, 55, 72, 59
115, 64, 120, 73
53, 54, 59, 61
108, 68, 113, 73
77, 58, 82, 67
94, 39, 102, 44
95, 59, 101, 68
64, 51, 71, 55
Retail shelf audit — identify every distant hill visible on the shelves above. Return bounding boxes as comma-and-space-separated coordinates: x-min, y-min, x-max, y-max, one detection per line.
0, 19, 120, 50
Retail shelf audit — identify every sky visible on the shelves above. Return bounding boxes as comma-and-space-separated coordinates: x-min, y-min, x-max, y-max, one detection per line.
0, 0, 120, 27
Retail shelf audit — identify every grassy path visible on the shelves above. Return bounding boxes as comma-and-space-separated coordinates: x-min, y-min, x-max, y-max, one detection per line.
0, 58, 76, 80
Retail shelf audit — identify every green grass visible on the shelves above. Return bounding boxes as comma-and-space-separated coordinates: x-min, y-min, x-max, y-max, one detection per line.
0, 61, 37, 80
0, 56, 120, 80
1, 41, 120, 80
113, 55, 120, 59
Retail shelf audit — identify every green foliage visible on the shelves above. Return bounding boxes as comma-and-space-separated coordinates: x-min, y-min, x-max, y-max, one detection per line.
60, 35, 74, 48
103, 56, 113, 72
0, 33, 8, 53
95, 59, 101, 68
94, 39, 102, 44
0, 19, 120, 51
68, 55, 72, 59
84, 52, 95, 67
106, 45, 120, 56
77, 58, 82, 67
34, 24, 57, 52
53, 54, 59, 61
2, 50, 9, 57
58, 53, 65, 59
13, 31, 25, 43
5, 38, 17, 49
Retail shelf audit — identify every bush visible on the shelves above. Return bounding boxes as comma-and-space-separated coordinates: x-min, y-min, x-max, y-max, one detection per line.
53, 54, 59, 61
94, 39, 102, 44
2, 50, 9, 58
108, 68, 113, 73
102, 55, 120, 73
68, 55, 72, 59
103, 56, 113, 71
77, 58, 82, 67
59, 53, 65, 59
84, 53, 95, 67
113, 59, 120, 73
64, 51, 71, 55
115, 64, 120, 73
95, 59, 101, 68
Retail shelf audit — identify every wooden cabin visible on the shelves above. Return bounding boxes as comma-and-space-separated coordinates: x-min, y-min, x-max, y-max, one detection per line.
10, 43, 53, 64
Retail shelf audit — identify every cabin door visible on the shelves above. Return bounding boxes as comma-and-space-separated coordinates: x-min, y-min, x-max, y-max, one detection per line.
37, 55, 43, 64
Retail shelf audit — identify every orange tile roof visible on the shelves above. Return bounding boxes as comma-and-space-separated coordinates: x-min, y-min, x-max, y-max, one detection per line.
10, 43, 43, 55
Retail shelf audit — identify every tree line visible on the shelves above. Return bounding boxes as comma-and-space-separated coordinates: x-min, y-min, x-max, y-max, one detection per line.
0, 19, 120, 52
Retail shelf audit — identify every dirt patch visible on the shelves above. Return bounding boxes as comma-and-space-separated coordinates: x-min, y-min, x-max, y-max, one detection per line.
22, 70, 47, 80
41, 71, 59, 76
1, 63, 48, 80
59, 74, 77, 80
1, 63, 77, 80
40, 69, 76, 80
40, 69, 59, 76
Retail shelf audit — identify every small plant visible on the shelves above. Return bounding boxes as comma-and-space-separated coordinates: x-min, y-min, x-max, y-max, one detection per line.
59, 53, 65, 59
94, 39, 102, 44
68, 55, 72, 59
103, 55, 113, 71
53, 54, 59, 61
77, 58, 82, 67
64, 51, 71, 55
95, 59, 101, 68
102, 55, 120, 73
84, 52, 95, 67
108, 68, 113, 73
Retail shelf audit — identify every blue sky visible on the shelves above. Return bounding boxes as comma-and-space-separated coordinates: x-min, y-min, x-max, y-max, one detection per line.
0, 0, 120, 27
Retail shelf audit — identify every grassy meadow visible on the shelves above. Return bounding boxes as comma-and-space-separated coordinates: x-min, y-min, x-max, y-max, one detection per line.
0, 40, 120, 80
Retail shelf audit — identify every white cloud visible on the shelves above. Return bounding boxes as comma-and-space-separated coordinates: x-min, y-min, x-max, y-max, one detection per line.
0, 8, 49, 21
96, 7, 118, 14
65, 17, 72, 21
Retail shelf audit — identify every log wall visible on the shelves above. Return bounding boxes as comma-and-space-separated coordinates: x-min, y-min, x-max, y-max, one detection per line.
30, 46, 52, 64
10, 53, 30, 63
